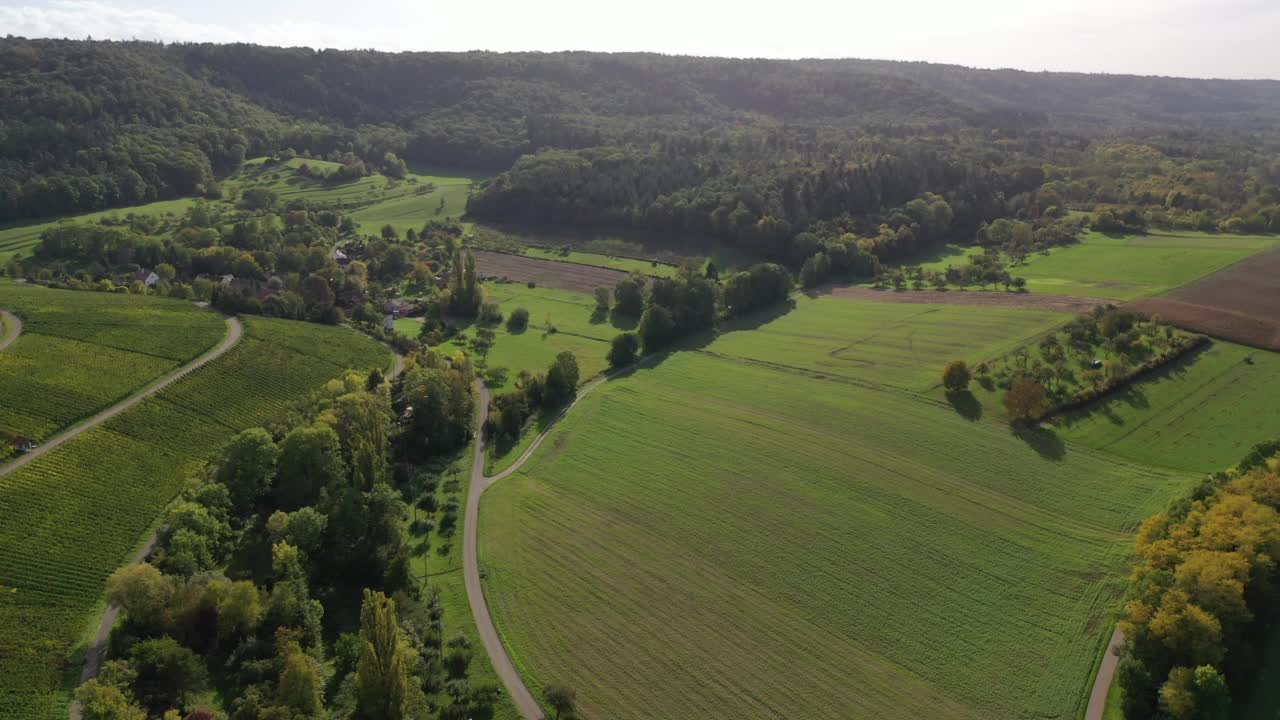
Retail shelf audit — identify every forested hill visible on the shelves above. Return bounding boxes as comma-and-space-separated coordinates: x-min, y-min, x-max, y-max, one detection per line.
828, 59, 1280, 131
4, 36, 1280, 235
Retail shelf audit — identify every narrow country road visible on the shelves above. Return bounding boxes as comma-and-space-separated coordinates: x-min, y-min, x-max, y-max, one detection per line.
3, 315, 243, 479
465, 359, 657, 720
1085, 627, 1125, 720
0, 309, 21, 351
48, 315, 242, 720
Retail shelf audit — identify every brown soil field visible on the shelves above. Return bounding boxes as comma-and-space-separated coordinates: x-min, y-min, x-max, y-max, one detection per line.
1128, 298, 1280, 351
472, 250, 629, 293
1129, 248, 1280, 350
821, 285, 1103, 313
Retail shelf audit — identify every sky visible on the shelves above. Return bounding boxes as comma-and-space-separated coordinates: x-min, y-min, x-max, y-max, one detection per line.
1, 0, 1278, 80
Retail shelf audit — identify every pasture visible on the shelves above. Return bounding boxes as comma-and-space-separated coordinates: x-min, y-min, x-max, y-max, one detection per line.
0, 284, 226, 444
0, 315, 388, 720
478, 351, 1193, 720
1053, 341, 1280, 473
917, 231, 1277, 300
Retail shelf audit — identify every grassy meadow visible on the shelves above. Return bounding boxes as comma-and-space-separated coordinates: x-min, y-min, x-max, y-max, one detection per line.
444, 284, 617, 390
916, 231, 1277, 300
0, 198, 199, 263
1052, 341, 1280, 473
478, 350, 1194, 720
0, 315, 389, 720
0, 283, 227, 444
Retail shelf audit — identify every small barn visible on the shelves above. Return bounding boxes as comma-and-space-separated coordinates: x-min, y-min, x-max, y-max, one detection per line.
13, 437, 36, 453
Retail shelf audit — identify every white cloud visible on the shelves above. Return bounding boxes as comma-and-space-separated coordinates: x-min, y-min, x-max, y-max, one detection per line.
0, 0, 1277, 79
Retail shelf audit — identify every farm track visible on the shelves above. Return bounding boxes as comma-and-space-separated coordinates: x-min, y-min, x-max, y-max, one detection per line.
820, 285, 1104, 313
66, 319, 400, 720
40, 315, 243, 720
1084, 628, 1125, 720
466, 358, 660, 720
0, 309, 21, 351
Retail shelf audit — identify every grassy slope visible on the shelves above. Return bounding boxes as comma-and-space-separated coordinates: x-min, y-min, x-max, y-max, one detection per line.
0, 283, 226, 443
0, 198, 198, 263
1053, 342, 1280, 473
916, 231, 1277, 300
0, 316, 389, 720
478, 350, 1193, 720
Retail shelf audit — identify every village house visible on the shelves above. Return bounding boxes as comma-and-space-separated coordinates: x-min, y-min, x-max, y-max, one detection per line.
12, 437, 36, 453
383, 299, 413, 319
332, 247, 350, 265
131, 269, 161, 287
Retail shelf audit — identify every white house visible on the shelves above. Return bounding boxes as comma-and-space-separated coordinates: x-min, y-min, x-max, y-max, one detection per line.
132, 269, 161, 287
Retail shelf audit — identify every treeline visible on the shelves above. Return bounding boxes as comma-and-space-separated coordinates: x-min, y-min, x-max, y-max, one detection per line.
1116, 447, 1280, 719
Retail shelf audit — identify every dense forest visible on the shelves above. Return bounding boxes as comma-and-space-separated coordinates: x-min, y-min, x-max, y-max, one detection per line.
3, 37, 1280, 263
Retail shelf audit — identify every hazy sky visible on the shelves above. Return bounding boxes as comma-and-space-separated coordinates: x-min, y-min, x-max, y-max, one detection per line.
2, 0, 1277, 79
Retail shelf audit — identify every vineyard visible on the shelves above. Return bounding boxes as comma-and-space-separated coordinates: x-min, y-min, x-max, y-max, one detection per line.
0, 284, 226, 445
0, 314, 388, 719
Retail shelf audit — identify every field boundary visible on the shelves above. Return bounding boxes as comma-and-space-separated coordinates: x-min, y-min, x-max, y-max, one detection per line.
476, 245, 678, 275
0, 309, 21, 351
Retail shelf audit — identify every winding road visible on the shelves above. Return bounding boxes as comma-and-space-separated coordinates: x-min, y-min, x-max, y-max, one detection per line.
0, 309, 21, 351
465, 360, 658, 720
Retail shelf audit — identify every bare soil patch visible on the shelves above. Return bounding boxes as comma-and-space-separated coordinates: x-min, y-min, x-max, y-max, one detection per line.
472, 249, 628, 294
1129, 248, 1280, 351
821, 285, 1103, 313
1128, 298, 1280, 351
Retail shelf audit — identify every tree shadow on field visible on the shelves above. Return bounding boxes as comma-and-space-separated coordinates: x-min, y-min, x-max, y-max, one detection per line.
946, 390, 982, 421
590, 306, 609, 325
1011, 422, 1067, 462
609, 310, 639, 332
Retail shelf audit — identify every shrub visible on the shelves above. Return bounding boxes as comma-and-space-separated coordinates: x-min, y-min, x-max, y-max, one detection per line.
506, 307, 530, 332
942, 360, 971, 392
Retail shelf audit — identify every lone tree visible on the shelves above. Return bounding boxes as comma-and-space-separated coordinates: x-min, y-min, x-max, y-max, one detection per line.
544, 683, 578, 720
1003, 378, 1047, 423
608, 332, 640, 368
941, 360, 971, 392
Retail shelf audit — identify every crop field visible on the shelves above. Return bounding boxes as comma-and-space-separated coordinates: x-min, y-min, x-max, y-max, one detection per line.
1053, 341, 1280, 473
1130, 246, 1280, 350
520, 247, 680, 277
479, 351, 1193, 720
471, 250, 631, 293
916, 231, 1277, 300
0, 315, 387, 719
0, 284, 226, 443
704, 294, 1067, 392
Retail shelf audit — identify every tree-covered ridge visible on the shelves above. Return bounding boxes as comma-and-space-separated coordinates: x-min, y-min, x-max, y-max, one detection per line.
3, 37, 1280, 243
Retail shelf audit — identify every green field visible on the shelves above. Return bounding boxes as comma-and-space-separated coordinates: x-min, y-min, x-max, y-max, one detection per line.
0, 198, 199, 263
0, 284, 226, 443
479, 350, 1193, 720
916, 231, 1277, 300
0, 315, 389, 720
1053, 341, 1280, 473
705, 294, 1067, 392
445, 285, 615, 390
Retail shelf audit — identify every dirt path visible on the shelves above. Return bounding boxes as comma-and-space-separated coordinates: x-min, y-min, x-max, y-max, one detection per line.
1085, 627, 1125, 720
465, 359, 657, 719
40, 316, 242, 720
0, 309, 21, 351
821, 285, 1104, 313
3, 316, 243, 480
